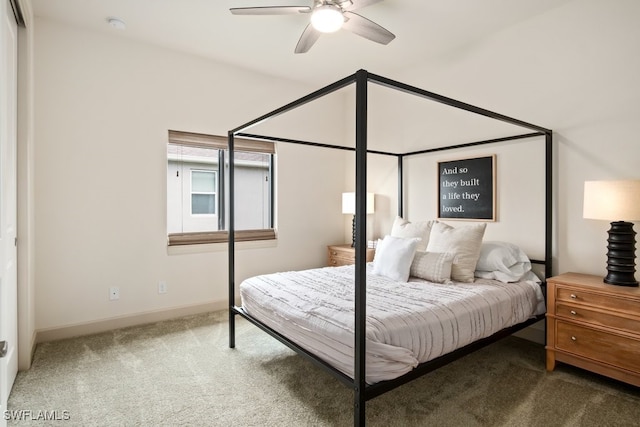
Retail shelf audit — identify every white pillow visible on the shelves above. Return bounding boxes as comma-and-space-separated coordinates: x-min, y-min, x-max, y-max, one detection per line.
426, 222, 486, 283
476, 269, 541, 284
390, 216, 434, 251
372, 235, 421, 282
410, 251, 454, 284
474, 241, 540, 283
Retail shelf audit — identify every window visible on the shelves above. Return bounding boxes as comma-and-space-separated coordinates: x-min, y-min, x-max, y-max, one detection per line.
191, 170, 217, 215
167, 130, 275, 246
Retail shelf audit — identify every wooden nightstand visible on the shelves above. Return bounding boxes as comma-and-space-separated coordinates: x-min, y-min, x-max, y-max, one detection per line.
327, 244, 375, 267
546, 272, 640, 386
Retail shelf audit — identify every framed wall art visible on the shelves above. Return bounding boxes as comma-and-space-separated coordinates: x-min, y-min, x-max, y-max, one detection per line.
438, 155, 496, 221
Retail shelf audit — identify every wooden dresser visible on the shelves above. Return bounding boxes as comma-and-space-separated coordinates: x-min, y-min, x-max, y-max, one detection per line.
327, 244, 375, 267
546, 272, 640, 386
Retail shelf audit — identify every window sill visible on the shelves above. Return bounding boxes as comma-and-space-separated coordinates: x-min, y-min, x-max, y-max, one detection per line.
167, 234, 277, 255
167, 229, 276, 247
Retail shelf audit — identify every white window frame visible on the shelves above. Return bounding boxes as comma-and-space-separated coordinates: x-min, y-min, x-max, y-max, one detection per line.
190, 169, 217, 217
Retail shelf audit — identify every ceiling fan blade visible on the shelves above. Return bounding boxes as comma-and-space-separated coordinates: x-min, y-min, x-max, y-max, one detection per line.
342, 11, 395, 45
342, 0, 384, 12
230, 6, 311, 15
295, 24, 321, 54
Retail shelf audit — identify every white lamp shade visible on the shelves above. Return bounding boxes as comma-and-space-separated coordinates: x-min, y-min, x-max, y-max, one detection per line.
342, 192, 375, 215
583, 180, 640, 221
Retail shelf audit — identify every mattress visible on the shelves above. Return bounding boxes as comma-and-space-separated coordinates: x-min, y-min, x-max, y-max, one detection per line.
239, 263, 545, 384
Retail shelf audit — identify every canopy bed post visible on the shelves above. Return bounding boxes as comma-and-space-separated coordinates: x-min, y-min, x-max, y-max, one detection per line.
397, 155, 404, 217
353, 68, 369, 427
545, 131, 553, 279
228, 131, 236, 349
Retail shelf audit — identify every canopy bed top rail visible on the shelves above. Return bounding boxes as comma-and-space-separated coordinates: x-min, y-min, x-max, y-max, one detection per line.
230, 69, 552, 153
235, 131, 547, 158
367, 72, 552, 135
229, 73, 356, 135
402, 132, 546, 156
235, 132, 400, 157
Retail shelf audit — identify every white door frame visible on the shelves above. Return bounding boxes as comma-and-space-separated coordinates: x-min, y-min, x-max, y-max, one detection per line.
0, 0, 19, 423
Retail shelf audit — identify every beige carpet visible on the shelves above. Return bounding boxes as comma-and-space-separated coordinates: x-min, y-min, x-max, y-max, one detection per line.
8, 311, 640, 426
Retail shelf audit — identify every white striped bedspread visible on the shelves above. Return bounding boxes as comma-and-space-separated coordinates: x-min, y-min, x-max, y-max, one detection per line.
239, 264, 545, 384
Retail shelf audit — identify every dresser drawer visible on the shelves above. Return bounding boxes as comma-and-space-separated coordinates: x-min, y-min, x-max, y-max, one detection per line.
556, 303, 640, 332
556, 286, 640, 313
556, 321, 640, 372
328, 246, 353, 259
328, 246, 353, 266
328, 255, 354, 267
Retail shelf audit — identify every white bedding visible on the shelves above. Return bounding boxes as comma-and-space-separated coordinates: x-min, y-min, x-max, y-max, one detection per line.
240, 263, 545, 384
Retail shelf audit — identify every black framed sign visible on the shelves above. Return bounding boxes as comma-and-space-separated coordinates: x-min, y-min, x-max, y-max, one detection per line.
438, 155, 496, 221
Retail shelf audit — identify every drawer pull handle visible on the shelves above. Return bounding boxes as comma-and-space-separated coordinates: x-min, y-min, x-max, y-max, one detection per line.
571, 336, 577, 341
331, 251, 337, 255
570, 294, 577, 299
570, 310, 577, 315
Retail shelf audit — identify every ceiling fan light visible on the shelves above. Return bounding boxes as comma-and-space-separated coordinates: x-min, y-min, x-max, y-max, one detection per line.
311, 5, 344, 33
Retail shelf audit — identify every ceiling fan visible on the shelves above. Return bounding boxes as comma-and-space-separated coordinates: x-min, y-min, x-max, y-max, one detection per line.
230, 0, 395, 54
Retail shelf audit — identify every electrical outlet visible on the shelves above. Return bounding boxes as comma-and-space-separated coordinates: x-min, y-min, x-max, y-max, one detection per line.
158, 281, 167, 294
109, 286, 120, 301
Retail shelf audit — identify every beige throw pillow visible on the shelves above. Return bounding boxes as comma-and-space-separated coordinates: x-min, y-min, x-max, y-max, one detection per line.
390, 216, 434, 252
426, 222, 486, 282
410, 251, 454, 284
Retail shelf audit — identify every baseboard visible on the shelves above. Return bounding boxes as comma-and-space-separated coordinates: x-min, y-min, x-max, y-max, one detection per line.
35, 301, 227, 344
23, 329, 37, 370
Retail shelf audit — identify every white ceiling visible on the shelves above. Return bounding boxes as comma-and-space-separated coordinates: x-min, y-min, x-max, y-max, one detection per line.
32, 0, 572, 86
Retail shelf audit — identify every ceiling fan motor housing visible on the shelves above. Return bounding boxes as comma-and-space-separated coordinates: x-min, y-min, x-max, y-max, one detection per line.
310, 4, 344, 33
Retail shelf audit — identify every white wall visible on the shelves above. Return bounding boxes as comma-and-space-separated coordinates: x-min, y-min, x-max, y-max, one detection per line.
33, 18, 348, 335
357, 0, 640, 278
32, 0, 640, 342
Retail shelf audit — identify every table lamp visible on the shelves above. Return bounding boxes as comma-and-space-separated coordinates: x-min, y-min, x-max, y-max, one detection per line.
342, 192, 375, 247
583, 180, 640, 286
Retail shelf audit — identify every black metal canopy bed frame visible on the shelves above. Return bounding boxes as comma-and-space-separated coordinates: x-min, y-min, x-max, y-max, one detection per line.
228, 69, 553, 426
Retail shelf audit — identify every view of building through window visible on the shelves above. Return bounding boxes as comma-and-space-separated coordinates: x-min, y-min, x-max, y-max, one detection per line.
167, 132, 275, 245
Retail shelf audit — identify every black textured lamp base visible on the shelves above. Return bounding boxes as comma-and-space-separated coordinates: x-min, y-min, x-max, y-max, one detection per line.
351, 215, 356, 247
604, 221, 638, 287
